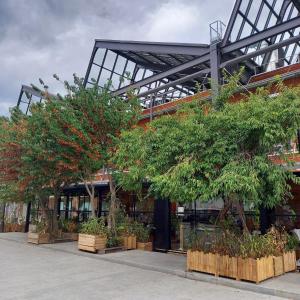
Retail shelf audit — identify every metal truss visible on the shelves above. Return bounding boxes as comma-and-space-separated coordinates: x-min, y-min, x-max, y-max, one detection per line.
82, 0, 300, 109
16, 85, 44, 115
17, 0, 300, 113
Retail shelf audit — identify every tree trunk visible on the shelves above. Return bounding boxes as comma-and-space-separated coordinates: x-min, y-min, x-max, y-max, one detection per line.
235, 200, 249, 234
83, 180, 96, 218
108, 175, 118, 236
215, 196, 232, 225
38, 196, 51, 232
52, 192, 60, 236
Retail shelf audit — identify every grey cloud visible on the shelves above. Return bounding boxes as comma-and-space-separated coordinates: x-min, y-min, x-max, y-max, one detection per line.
0, 0, 234, 116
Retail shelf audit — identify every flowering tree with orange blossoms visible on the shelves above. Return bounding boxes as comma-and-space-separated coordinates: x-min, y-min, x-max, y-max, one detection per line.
0, 110, 26, 204
32, 75, 141, 233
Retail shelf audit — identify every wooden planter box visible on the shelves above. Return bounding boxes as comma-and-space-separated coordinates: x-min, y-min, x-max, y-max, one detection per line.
78, 234, 107, 253
217, 254, 238, 278
27, 232, 51, 244
137, 241, 152, 251
187, 250, 217, 275
237, 256, 274, 283
62, 232, 78, 241
123, 235, 136, 250
283, 251, 296, 273
273, 256, 284, 276
187, 250, 277, 283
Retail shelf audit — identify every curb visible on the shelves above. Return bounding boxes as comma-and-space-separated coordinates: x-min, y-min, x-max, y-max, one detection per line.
1, 235, 299, 299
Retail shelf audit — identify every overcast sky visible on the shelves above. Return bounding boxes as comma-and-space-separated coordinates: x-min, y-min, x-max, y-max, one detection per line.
0, 0, 235, 116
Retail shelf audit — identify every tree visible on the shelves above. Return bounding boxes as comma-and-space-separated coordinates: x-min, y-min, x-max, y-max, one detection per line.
0, 109, 26, 204
33, 75, 141, 232
114, 78, 300, 231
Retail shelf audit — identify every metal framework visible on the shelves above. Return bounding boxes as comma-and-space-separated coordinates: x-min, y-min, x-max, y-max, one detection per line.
16, 85, 44, 115
83, 0, 300, 109
17, 0, 300, 114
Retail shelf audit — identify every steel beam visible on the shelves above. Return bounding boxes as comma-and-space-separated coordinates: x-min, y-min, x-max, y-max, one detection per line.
94, 39, 209, 56
21, 85, 43, 99
112, 53, 211, 96
261, 0, 293, 69
210, 42, 221, 99
83, 45, 98, 87
291, 0, 300, 11
136, 68, 210, 98
222, 0, 242, 46
222, 17, 300, 54
221, 34, 300, 68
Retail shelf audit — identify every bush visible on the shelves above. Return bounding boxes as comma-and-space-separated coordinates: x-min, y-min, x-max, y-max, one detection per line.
130, 221, 151, 242
59, 219, 78, 233
285, 233, 299, 251
80, 217, 107, 237
106, 231, 122, 248
188, 226, 296, 258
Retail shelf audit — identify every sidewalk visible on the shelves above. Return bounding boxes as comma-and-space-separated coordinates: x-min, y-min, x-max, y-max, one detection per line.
1, 232, 299, 299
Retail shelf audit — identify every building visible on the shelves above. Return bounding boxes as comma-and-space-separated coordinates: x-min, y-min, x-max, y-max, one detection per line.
13, 0, 300, 251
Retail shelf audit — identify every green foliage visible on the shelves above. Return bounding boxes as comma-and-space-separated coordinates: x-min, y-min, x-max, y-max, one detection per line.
115, 79, 300, 213
58, 219, 78, 233
188, 227, 295, 258
32, 219, 48, 234
80, 217, 107, 237
106, 231, 122, 248
130, 221, 151, 242
285, 233, 299, 251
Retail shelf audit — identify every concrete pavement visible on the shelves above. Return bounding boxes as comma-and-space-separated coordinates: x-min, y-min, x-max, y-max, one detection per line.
0, 233, 299, 300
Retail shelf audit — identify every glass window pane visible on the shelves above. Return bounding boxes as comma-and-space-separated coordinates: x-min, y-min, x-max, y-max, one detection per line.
103, 50, 117, 70
88, 64, 100, 82
114, 56, 127, 75
94, 48, 106, 66
125, 61, 136, 78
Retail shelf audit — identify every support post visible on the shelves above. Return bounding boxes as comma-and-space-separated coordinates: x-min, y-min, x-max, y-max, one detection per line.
24, 202, 31, 233
0, 202, 6, 232
210, 42, 221, 102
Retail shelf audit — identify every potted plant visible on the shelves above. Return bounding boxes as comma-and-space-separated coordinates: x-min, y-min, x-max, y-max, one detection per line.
120, 219, 137, 250
186, 226, 297, 283
78, 217, 107, 253
283, 233, 298, 272
106, 230, 123, 251
59, 219, 79, 241
27, 219, 51, 244
134, 222, 152, 251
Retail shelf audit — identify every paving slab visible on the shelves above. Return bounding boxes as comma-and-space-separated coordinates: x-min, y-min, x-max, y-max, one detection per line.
1, 232, 299, 299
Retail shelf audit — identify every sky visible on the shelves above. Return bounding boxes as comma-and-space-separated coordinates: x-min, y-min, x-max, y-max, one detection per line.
0, 0, 235, 116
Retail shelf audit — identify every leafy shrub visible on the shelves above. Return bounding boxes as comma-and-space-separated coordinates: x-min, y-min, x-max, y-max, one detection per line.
130, 221, 151, 242
106, 231, 122, 248
80, 217, 107, 237
285, 233, 299, 251
32, 219, 48, 234
59, 219, 78, 233
188, 226, 296, 258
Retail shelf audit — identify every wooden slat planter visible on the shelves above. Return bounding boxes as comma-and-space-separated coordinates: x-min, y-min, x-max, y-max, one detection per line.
123, 235, 136, 250
273, 256, 284, 276
237, 256, 274, 283
216, 254, 238, 279
78, 234, 107, 253
187, 250, 217, 275
283, 251, 297, 272
187, 251, 282, 283
137, 242, 152, 251
27, 232, 51, 244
